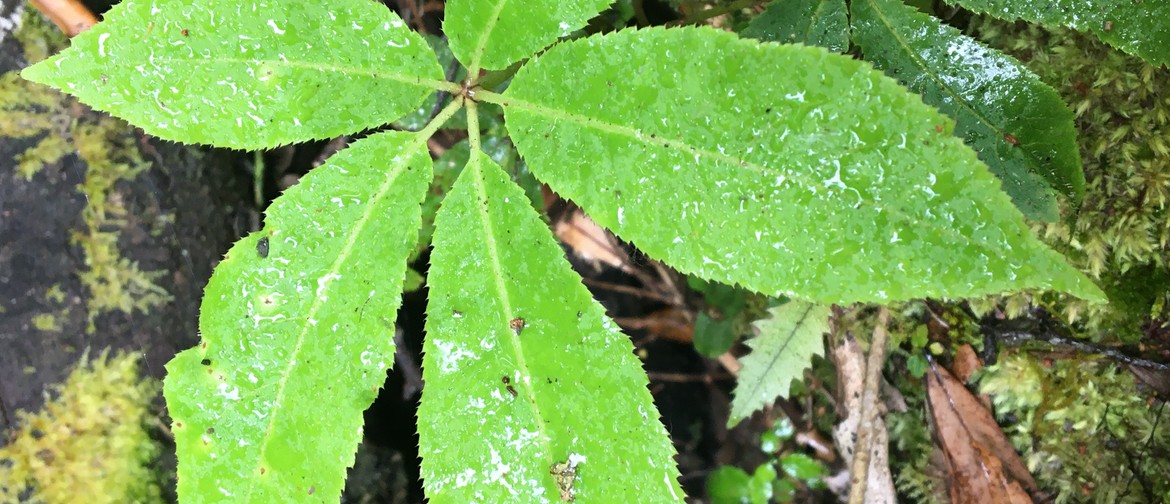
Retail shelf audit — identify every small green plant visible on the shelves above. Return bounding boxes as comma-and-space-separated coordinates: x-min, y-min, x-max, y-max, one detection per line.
22, 0, 1168, 501
707, 417, 829, 504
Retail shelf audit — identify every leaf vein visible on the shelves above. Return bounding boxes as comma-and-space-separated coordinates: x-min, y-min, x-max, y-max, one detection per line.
488, 92, 1009, 261
241, 132, 429, 502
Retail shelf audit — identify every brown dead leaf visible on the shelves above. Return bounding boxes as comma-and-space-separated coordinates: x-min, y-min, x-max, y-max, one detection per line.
612, 307, 693, 344
952, 344, 983, 384
952, 343, 992, 410
926, 361, 1038, 504
1127, 364, 1170, 400
30, 0, 98, 37
553, 209, 632, 273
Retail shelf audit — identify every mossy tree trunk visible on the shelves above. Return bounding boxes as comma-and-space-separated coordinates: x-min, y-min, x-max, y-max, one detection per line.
0, 6, 250, 432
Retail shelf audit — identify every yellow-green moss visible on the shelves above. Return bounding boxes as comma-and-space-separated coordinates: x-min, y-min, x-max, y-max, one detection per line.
0, 72, 70, 182
969, 20, 1170, 342
0, 351, 163, 503
30, 313, 61, 332
980, 354, 1170, 503
2, 11, 172, 332
43, 285, 65, 304
69, 119, 172, 331
13, 7, 68, 65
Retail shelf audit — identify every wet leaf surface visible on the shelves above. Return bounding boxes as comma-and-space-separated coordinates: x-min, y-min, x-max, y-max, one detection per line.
419, 150, 683, 503
21, 0, 443, 149
741, 0, 849, 52
852, 0, 1084, 222
501, 27, 1105, 304
445, 0, 613, 72
162, 131, 431, 502
950, 0, 1170, 66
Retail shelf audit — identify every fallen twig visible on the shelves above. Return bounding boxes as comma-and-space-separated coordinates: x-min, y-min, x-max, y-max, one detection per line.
848, 307, 891, 504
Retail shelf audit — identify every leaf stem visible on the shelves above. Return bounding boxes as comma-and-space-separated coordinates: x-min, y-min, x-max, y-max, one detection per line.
417, 98, 465, 140
466, 98, 482, 155
430, 79, 465, 94
471, 88, 507, 106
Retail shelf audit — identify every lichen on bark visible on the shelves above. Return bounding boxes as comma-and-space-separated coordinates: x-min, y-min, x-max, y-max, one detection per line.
2, 9, 172, 333
0, 351, 163, 503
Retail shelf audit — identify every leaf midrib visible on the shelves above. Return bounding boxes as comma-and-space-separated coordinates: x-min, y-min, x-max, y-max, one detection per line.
740, 303, 818, 404
467, 0, 510, 76
241, 135, 426, 502
467, 151, 556, 481
803, 0, 832, 45
491, 92, 1012, 266
858, 0, 1058, 188
148, 55, 450, 91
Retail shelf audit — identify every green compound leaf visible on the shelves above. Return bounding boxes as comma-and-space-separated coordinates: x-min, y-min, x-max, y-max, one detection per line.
420, 151, 683, 503
851, 0, 1083, 222
501, 27, 1106, 305
741, 0, 849, 52
949, 0, 1170, 67
728, 301, 830, 427
445, 0, 614, 73
419, 136, 516, 253
162, 131, 431, 502
21, 0, 443, 149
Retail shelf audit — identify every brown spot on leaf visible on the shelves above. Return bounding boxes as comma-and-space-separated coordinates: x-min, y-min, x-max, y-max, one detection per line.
509, 317, 525, 335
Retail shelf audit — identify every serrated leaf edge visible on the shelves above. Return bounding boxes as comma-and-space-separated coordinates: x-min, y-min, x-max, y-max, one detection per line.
488, 83, 1013, 286
741, 303, 825, 399
730, 302, 828, 425
238, 130, 433, 500
853, 0, 1082, 200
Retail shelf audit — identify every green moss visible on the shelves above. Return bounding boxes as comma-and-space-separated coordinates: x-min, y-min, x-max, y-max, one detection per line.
2, 11, 172, 332
945, 26, 1170, 495
44, 285, 66, 304
970, 20, 1170, 342
980, 354, 1170, 503
0, 351, 163, 503
69, 120, 172, 331
16, 133, 70, 180
0, 72, 59, 126
30, 313, 61, 332
13, 7, 68, 65
888, 409, 944, 504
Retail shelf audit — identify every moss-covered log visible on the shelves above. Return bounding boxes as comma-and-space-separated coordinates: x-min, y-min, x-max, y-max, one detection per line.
0, 8, 250, 501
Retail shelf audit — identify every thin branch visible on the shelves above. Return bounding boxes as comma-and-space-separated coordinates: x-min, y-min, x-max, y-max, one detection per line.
647, 371, 732, 383
996, 331, 1170, 371
848, 307, 891, 504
